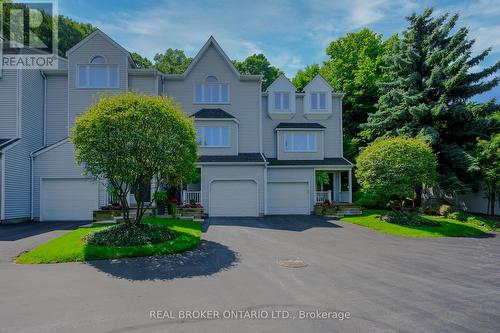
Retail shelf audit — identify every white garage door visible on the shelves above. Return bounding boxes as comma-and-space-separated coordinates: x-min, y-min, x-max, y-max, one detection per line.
41, 178, 97, 221
268, 182, 310, 215
210, 180, 259, 217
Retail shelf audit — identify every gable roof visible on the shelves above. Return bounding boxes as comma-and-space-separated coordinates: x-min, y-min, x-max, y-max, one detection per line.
0, 138, 20, 151
164, 36, 261, 81
191, 109, 235, 119
302, 74, 333, 91
275, 122, 326, 129
65, 29, 135, 67
266, 73, 297, 92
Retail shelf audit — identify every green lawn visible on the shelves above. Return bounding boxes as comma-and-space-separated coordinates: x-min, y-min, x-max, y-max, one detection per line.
16, 218, 202, 264
339, 210, 497, 238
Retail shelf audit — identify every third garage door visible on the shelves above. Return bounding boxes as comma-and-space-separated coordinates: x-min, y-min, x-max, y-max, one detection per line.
210, 180, 259, 217
268, 182, 310, 215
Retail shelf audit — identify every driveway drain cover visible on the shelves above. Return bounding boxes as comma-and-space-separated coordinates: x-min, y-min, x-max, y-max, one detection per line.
277, 258, 307, 268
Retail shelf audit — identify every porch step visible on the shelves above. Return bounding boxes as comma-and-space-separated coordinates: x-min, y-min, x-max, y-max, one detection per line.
337, 206, 363, 216
342, 211, 363, 215
338, 205, 362, 210
92, 219, 116, 225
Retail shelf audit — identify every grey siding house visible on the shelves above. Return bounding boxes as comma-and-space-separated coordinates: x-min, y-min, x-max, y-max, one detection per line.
0, 29, 354, 222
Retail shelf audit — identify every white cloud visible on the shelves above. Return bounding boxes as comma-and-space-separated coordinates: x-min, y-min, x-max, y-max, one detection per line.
62, 0, 498, 78
470, 25, 500, 53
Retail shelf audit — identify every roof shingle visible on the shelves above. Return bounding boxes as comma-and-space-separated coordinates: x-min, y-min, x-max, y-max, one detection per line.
198, 153, 265, 163
266, 157, 352, 166
275, 122, 326, 129
0, 138, 19, 150
191, 109, 235, 119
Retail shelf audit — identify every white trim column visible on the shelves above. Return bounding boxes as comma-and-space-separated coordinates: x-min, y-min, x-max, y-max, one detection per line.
348, 169, 353, 203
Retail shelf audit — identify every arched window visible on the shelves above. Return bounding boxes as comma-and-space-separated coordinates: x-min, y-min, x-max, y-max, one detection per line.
78, 55, 119, 89
194, 75, 229, 103
205, 75, 218, 84
90, 55, 106, 64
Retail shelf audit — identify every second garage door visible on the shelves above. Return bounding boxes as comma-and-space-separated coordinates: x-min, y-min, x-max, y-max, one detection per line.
210, 180, 259, 217
268, 182, 310, 215
41, 178, 97, 221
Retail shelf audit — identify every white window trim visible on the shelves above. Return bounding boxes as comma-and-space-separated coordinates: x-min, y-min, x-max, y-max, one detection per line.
197, 126, 231, 148
273, 91, 291, 112
76, 64, 120, 89
283, 132, 317, 153
193, 82, 230, 104
310, 91, 328, 112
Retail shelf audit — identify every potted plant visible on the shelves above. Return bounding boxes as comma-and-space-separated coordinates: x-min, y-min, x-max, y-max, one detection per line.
168, 196, 178, 216
153, 191, 168, 215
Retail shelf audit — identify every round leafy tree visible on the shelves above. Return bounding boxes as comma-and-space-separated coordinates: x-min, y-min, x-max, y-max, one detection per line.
356, 137, 437, 206
72, 93, 198, 224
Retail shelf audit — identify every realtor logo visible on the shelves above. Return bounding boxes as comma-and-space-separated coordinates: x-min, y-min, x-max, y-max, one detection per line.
0, 0, 58, 73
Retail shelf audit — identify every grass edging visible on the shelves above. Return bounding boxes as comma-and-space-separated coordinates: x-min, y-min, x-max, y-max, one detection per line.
339, 210, 496, 238
16, 218, 202, 264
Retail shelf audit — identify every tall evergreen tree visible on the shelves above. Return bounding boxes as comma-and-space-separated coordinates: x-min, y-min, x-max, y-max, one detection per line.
366, 8, 500, 194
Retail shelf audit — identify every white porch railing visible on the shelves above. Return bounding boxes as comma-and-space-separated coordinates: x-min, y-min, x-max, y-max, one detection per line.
315, 191, 332, 204
340, 191, 350, 203
183, 190, 201, 204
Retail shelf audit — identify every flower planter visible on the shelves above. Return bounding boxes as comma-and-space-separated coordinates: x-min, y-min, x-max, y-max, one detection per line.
93, 209, 121, 222
178, 207, 204, 218
314, 205, 339, 216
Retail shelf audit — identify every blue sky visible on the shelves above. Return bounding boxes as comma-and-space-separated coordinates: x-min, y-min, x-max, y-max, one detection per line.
58, 0, 499, 101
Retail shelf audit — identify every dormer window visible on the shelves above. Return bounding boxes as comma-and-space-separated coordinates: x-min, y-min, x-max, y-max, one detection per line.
77, 55, 119, 89
311, 92, 327, 111
303, 75, 334, 120
274, 92, 290, 111
195, 76, 229, 104
267, 74, 296, 120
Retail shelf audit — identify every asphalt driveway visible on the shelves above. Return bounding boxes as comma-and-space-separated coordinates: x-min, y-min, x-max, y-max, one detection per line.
0, 216, 499, 333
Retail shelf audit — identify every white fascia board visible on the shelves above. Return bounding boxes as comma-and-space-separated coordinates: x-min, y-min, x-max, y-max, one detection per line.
194, 118, 240, 124
275, 128, 325, 132
30, 138, 69, 157
196, 162, 267, 166
268, 165, 353, 169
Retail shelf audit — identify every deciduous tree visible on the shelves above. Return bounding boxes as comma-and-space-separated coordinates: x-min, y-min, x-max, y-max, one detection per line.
153, 48, 192, 74
471, 134, 500, 215
72, 93, 198, 225
233, 54, 282, 91
356, 137, 437, 207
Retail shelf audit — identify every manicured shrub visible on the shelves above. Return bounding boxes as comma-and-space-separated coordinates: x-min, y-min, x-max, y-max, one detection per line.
380, 211, 441, 227
354, 189, 387, 208
448, 211, 468, 222
356, 137, 437, 207
86, 223, 178, 247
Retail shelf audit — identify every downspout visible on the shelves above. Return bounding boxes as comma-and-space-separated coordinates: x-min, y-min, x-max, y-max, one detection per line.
31, 71, 47, 220
0, 152, 4, 221
30, 153, 34, 220
259, 78, 263, 154
41, 71, 47, 146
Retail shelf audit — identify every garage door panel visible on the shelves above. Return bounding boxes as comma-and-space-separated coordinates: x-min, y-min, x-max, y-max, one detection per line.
41, 178, 97, 221
268, 182, 309, 215
210, 180, 258, 217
